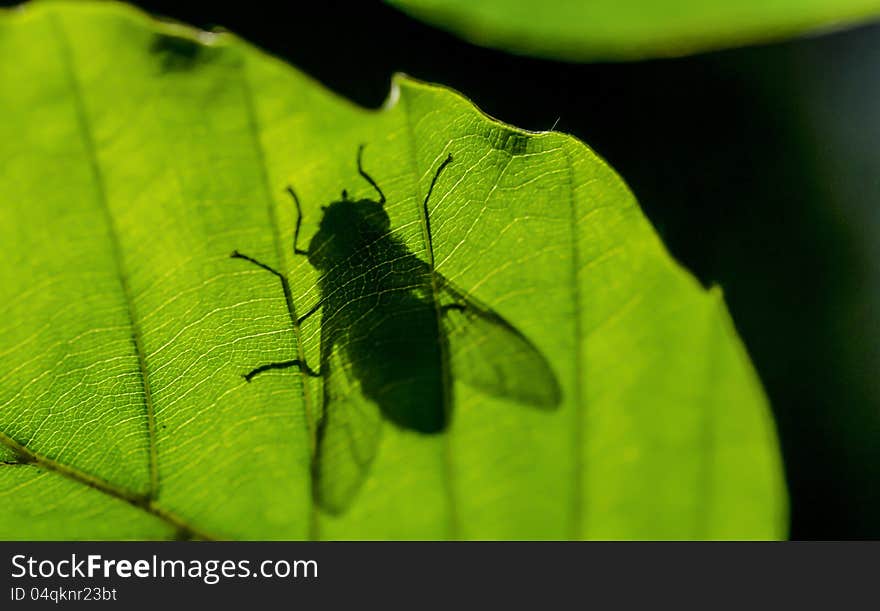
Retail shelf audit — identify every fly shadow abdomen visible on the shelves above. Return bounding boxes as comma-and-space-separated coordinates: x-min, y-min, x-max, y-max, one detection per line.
231, 144, 561, 513
342, 289, 448, 434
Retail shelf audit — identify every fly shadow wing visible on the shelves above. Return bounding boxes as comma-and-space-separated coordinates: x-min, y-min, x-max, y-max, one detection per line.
436, 274, 562, 409
311, 336, 383, 515
311, 271, 561, 515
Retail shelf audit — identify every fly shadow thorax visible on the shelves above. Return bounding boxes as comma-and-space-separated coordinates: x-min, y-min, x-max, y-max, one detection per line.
306, 198, 392, 272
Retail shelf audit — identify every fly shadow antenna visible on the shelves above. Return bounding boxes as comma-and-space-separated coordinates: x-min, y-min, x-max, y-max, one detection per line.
357, 144, 385, 205
422, 153, 454, 261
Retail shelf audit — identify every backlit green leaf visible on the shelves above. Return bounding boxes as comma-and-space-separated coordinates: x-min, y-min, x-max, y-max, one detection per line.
0, 1, 786, 539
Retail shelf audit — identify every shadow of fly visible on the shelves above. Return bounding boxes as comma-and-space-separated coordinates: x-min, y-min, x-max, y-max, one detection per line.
231, 145, 561, 514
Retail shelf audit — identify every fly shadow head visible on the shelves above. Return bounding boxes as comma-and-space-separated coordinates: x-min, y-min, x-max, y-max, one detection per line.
305, 198, 390, 271
290, 144, 392, 271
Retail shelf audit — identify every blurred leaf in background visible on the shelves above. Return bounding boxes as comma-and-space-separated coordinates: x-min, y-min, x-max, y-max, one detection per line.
389, 0, 880, 60
0, 1, 785, 539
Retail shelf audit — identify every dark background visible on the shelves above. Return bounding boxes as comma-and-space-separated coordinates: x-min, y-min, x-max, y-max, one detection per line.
17, 0, 880, 539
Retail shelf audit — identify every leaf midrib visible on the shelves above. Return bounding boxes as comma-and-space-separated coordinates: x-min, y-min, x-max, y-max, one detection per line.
239, 55, 321, 541
0, 430, 214, 539
0, 11, 202, 540
51, 12, 161, 501
401, 90, 461, 539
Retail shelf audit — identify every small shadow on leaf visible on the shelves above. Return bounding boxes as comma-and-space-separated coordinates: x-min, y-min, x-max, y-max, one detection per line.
149, 32, 216, 73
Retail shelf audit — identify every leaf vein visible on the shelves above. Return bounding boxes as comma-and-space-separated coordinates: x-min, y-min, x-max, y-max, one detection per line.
0, 431, 215, 540
50, 13, 160, 499
402, 97, 460, 539
564, 142, 585, 539
239, 56, 320, 541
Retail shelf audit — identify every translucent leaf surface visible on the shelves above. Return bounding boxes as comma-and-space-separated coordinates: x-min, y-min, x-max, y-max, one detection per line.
0, 1, 786, 539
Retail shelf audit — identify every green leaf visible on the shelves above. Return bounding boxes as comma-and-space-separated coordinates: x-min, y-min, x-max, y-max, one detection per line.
0, 1, 786, 539
389, 0, 880, 60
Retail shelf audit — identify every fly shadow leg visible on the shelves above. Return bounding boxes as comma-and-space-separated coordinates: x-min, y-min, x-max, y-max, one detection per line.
421, 153, 454, 267
230, 250, 322, 382
244, 359, 320, 383
357, 144, 386, 204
